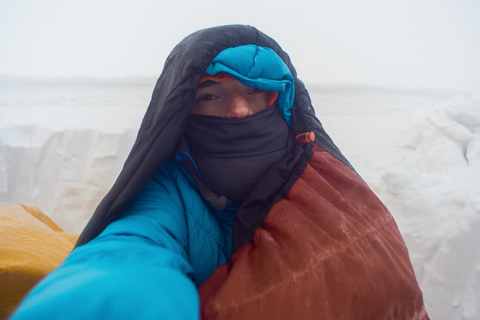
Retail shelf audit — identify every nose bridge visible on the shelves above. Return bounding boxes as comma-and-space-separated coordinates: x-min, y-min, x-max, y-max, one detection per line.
226, 89, 253, 118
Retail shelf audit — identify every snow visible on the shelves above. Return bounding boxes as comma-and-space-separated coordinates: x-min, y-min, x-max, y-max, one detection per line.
0, 75, 150, 231
379, 94, 480, 320
1, 75, 479, 319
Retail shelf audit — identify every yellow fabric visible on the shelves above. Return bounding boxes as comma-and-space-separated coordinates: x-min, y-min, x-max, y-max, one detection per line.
0, 204, 78, 319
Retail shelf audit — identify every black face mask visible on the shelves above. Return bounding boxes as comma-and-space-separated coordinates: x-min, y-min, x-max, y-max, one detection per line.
183, 105, 290, 205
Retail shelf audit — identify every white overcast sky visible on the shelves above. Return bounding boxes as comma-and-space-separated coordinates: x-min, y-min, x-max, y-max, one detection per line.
1, 0, 479, 91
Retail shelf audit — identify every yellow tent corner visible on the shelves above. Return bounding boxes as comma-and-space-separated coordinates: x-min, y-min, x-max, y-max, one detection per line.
0, 204, 78, 319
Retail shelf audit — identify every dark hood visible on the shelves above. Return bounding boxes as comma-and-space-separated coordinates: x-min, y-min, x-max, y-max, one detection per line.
75, 25, 356, 249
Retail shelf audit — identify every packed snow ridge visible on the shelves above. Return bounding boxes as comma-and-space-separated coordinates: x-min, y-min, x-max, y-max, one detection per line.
380, 93, 480, 320
0, 126, 138, 232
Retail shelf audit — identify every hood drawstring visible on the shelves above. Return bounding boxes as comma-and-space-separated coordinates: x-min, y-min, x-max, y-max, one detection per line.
296, 132, 316, 145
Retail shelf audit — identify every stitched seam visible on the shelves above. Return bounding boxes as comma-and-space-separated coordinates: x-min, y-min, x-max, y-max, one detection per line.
184, 208, 228, 258
245, 46, 259, 78
208, 216, 396, 317
296, 168, 389, 233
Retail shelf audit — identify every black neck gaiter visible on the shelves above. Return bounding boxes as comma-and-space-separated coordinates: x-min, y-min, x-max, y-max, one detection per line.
183, 105, 290, 205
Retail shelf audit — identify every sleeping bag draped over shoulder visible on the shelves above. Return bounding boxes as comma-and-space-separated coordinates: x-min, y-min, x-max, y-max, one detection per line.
199, 144, 429, 320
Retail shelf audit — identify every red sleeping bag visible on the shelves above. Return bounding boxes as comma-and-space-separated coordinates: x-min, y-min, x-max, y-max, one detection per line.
199, 145, 429, 320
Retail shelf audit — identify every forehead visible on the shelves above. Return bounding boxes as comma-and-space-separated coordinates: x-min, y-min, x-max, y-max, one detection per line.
196, 79, 245, 91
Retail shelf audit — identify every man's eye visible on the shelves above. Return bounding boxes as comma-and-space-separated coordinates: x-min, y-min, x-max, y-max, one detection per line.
198, 94, 216, 101
248, 88, 263, 94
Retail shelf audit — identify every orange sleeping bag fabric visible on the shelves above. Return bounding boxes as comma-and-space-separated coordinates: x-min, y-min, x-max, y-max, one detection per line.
199, 145, 428, 320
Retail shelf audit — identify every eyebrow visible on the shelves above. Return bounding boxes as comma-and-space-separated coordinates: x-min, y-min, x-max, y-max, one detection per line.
197, 80, 220, 90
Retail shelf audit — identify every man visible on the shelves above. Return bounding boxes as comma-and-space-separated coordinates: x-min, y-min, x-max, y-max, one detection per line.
10, 25, 428, 320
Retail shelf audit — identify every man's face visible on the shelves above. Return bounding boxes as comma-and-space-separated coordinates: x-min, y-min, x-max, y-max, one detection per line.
191, 79, 270, 117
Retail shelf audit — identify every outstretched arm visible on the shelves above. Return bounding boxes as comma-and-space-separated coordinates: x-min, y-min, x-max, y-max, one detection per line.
10, 167, 199, 320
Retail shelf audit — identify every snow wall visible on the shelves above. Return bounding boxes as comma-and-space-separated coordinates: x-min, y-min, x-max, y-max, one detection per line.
380, 94, 480, 320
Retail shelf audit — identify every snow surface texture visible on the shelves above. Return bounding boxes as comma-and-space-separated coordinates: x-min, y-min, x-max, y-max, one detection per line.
380, 94, 480, 320
0, 76, 479, 319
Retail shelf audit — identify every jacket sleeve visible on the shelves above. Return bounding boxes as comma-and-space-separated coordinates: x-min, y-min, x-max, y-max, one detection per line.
10, 166, 199, 320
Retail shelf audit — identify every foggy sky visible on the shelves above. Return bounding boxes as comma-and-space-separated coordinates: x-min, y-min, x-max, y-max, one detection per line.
1, 0, 479, 91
